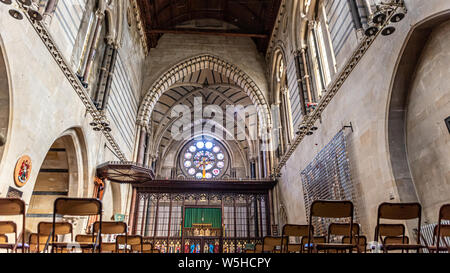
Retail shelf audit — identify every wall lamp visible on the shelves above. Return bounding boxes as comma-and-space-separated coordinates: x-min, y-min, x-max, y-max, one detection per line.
365, 0, 407, 37
1, 0, 43, 21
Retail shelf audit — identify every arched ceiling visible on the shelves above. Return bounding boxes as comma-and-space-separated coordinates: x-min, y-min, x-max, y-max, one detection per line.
137, 0, 282, 53
151, 69, 258, 159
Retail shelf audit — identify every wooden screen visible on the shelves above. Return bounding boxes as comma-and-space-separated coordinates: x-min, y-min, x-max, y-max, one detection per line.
133, 192, 269, 253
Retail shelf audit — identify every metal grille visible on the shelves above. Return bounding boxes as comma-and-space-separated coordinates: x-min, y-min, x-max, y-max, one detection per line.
301, 130, 357, 235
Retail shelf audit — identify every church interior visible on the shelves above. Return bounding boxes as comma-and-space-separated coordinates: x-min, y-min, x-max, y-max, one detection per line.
0, 0, 449, 254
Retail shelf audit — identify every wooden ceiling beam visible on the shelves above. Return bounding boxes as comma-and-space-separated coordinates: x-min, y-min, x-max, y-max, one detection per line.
147, 28, 268, 38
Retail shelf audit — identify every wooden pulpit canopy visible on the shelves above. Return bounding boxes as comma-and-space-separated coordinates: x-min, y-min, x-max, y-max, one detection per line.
96, 161, 155, 184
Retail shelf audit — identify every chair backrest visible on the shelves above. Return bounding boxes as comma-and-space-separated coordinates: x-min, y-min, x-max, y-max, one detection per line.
383, 236, 409, 245
75, 234, 94, 243
0, 221, 16, 235
54, 198, 102, 216
308, 200, 354, 252
0, 198, 25, 215
133, 243, 152, 252
116, 235, 142, 253
439, 204, 450, 221
53, 198, 102, 252
376, 224, 405, 238
262, 236, 287, 253
281, 224, 310, 253
434, 225, 450, 238
0, 198, 26, 252
376, 203, 421, 244
38, 222, 73, 236
285, 244, 302, 253
282, 224, 309, 237
254, 244, 263, 253
93, 221, 127, 235
378, 203, 421, 220
29, 233, 48, 253
310, 200, 354, 218
328, 223, 360, 237
0, 234, 8, 243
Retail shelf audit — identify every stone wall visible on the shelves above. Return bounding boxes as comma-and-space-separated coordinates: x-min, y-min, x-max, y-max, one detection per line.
273, 0, 450, 239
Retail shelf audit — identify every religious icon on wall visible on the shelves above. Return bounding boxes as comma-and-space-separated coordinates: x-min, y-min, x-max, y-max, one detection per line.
14, 155, 32, 187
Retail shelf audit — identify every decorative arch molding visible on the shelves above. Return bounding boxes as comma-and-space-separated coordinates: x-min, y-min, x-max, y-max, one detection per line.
137, 54, 272, 130
269, 44, 288, 104
387, 10, 450, 204
0, 34, 12, 166
57, 127, 90, 198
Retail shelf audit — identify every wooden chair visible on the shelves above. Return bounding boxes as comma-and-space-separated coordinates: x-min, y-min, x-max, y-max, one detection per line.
434, 204, 450, 253
53, 198, 103, 253
301, 236, 326, 253
375, 203, 424, 253
93, 221, 127, 253
262, 236, 287, 253
0, 221, 17, 253
0, 198, 26, 253
250, 243, 262, 253
38, 222, 73, 253
374, 224, 407, 253
116, 235, 142, 253
75, 234, 95, 253
281, 224, 309, 253
133, 242, 153, 253
28, 233, 49, 253
308, 200, 356, 253
327, 223, 360, 253
342, 235, 367, 253
420, 204, 450, 253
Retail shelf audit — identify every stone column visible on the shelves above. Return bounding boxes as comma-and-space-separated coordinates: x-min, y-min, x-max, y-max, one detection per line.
81, 10, 105, 87
136, 128, 147, 165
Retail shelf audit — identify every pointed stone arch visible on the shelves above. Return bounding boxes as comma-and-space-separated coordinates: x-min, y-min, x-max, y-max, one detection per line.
137, 54, 272, 130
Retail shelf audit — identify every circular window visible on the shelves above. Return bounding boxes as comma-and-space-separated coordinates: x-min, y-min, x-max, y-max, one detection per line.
180, 137, 229, 179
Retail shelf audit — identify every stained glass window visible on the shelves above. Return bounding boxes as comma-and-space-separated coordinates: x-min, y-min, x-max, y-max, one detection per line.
180, 137, 228, 179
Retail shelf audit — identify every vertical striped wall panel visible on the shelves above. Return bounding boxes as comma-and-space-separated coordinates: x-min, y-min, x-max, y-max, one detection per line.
324, 0, 354, 59
49, 0, 87, 62
286, 57, 302, 130
106, 53, 139, 155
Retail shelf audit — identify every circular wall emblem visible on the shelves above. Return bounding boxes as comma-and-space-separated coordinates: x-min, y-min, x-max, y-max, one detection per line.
14, 155, 32, 187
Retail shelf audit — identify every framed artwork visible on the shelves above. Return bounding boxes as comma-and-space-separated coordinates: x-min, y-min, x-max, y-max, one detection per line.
14, 155, 32, 187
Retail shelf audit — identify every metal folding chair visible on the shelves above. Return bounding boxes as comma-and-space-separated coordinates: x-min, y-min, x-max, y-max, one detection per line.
38, 222, 73, 253
375, 202, 424, 253
53, 198, 102, 253
0, 198, 26, 253
281, 224, 309, 253
93, 221, 127, 253
262, 236, 287, 253
308, 200, 356, 253
116, 235, 142, 253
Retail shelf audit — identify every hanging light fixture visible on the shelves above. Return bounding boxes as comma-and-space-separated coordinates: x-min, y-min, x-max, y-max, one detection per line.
8, 9, 23, 20
381, 26, 396, 36
28, 8, 43, 21
0, 0, 12, 5
17, 0, 31, 6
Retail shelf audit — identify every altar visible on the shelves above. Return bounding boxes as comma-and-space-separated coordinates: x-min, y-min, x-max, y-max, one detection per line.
182, 207, 223, 253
